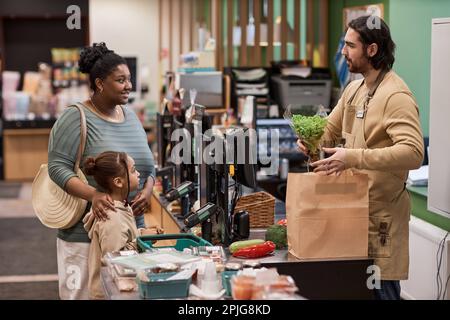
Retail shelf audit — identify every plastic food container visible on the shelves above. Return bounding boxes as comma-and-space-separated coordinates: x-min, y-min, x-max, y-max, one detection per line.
231, 275, 255, 300
136, 272, 192, 299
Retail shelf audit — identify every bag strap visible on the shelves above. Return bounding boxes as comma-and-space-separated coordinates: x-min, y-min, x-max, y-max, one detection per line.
71, 103, 87, 171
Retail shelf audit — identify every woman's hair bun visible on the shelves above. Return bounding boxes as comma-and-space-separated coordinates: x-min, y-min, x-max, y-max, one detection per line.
83, 156, 97, 176
79, 42, 113, 74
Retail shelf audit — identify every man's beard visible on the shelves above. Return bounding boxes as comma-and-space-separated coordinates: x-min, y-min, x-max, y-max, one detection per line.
346, 59, 361, 73
346, 55, 370, 74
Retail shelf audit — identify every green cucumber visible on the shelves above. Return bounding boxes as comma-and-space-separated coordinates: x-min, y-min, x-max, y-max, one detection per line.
229, 239, 265, 253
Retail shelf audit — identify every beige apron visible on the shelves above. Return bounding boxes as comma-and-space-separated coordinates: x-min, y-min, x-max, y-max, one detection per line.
343, 74, 411, 280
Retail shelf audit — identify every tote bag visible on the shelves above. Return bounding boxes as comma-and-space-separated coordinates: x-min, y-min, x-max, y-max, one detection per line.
32, 103, 88, 229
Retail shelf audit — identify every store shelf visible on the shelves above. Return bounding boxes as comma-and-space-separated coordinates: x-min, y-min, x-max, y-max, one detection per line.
2, 119, 56, 129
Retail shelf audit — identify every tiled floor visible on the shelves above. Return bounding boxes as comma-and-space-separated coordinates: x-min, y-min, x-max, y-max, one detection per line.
0, 182, 59, 299
0, 183, 35, 218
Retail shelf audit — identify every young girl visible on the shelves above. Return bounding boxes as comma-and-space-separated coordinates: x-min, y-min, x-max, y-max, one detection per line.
82, 151, 161, 299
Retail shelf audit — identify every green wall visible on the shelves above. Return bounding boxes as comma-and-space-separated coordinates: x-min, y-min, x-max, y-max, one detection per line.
389, 0, 450, 230
390, 0, 450, 137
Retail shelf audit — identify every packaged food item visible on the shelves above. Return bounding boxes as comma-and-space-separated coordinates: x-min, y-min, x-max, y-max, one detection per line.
243, 260, 261, 269
104, 251, 138, 278
111, 266, 138, 292
231, 275, 255, 300
225, 262, 242, 271
231, 269, 300, 300
194, 246, 226, 263
255, 275, 300, 300
150, 263, 179, 274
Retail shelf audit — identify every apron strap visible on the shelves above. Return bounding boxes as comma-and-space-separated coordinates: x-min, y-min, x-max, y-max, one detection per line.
347, 70, 389, 107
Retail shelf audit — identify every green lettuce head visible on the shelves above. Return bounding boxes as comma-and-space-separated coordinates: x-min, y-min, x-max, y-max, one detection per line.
291, 114, 328, 158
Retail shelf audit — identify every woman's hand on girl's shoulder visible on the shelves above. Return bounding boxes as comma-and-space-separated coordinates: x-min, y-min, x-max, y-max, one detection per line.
91, 190, 116, 220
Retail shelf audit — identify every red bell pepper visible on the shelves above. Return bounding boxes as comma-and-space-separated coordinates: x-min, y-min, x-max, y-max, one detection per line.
232, 241, 276, 259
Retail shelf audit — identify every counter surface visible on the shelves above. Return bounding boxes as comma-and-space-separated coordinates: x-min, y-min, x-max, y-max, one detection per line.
101, 249, 374, 300
103, 191, 374, 300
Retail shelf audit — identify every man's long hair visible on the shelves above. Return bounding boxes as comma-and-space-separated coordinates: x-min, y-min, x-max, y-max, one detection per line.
348, 15, 396, 71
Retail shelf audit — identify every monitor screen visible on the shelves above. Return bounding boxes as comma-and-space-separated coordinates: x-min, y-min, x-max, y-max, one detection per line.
156, 113, 174, 167
178, 72, 223, 108
225, 127, 257, 189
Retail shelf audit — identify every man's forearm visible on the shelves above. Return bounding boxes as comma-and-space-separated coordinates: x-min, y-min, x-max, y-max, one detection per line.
345, 144, 424, 171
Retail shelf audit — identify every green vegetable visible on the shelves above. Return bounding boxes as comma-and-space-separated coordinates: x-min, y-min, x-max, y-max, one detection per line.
229, 239, 265, 253
265, 224, 287, 249
292, 114, 328, 158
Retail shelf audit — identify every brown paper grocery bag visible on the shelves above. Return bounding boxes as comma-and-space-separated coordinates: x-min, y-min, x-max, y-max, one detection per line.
286, 171, 369, 260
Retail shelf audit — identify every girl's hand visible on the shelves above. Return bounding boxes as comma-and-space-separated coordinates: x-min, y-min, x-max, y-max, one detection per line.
140, 226, 164, 236
139, 226, 164, 244
91, 190, 115, 220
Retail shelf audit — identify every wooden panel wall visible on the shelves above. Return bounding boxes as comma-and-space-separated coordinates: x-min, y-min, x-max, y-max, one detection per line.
158, 0, 329, 70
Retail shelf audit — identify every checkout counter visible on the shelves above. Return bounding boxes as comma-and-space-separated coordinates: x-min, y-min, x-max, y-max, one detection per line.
101, 190, 375, 300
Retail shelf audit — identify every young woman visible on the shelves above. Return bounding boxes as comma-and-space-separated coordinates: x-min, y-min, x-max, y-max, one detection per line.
48, 43, 156, 299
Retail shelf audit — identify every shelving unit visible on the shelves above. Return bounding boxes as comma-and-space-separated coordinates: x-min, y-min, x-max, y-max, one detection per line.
223, 66, 272, 118
51, 60, 88, 90
0, 1, 89, 181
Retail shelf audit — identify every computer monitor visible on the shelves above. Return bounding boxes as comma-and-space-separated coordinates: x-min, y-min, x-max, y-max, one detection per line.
201, 128, 229, 244
224, 127, 257, 189
178, 72, 223, 108
179, 122, 196, 185
198, 115, 214, 206
156, 113, 174, 167
178, 114, 214, 204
